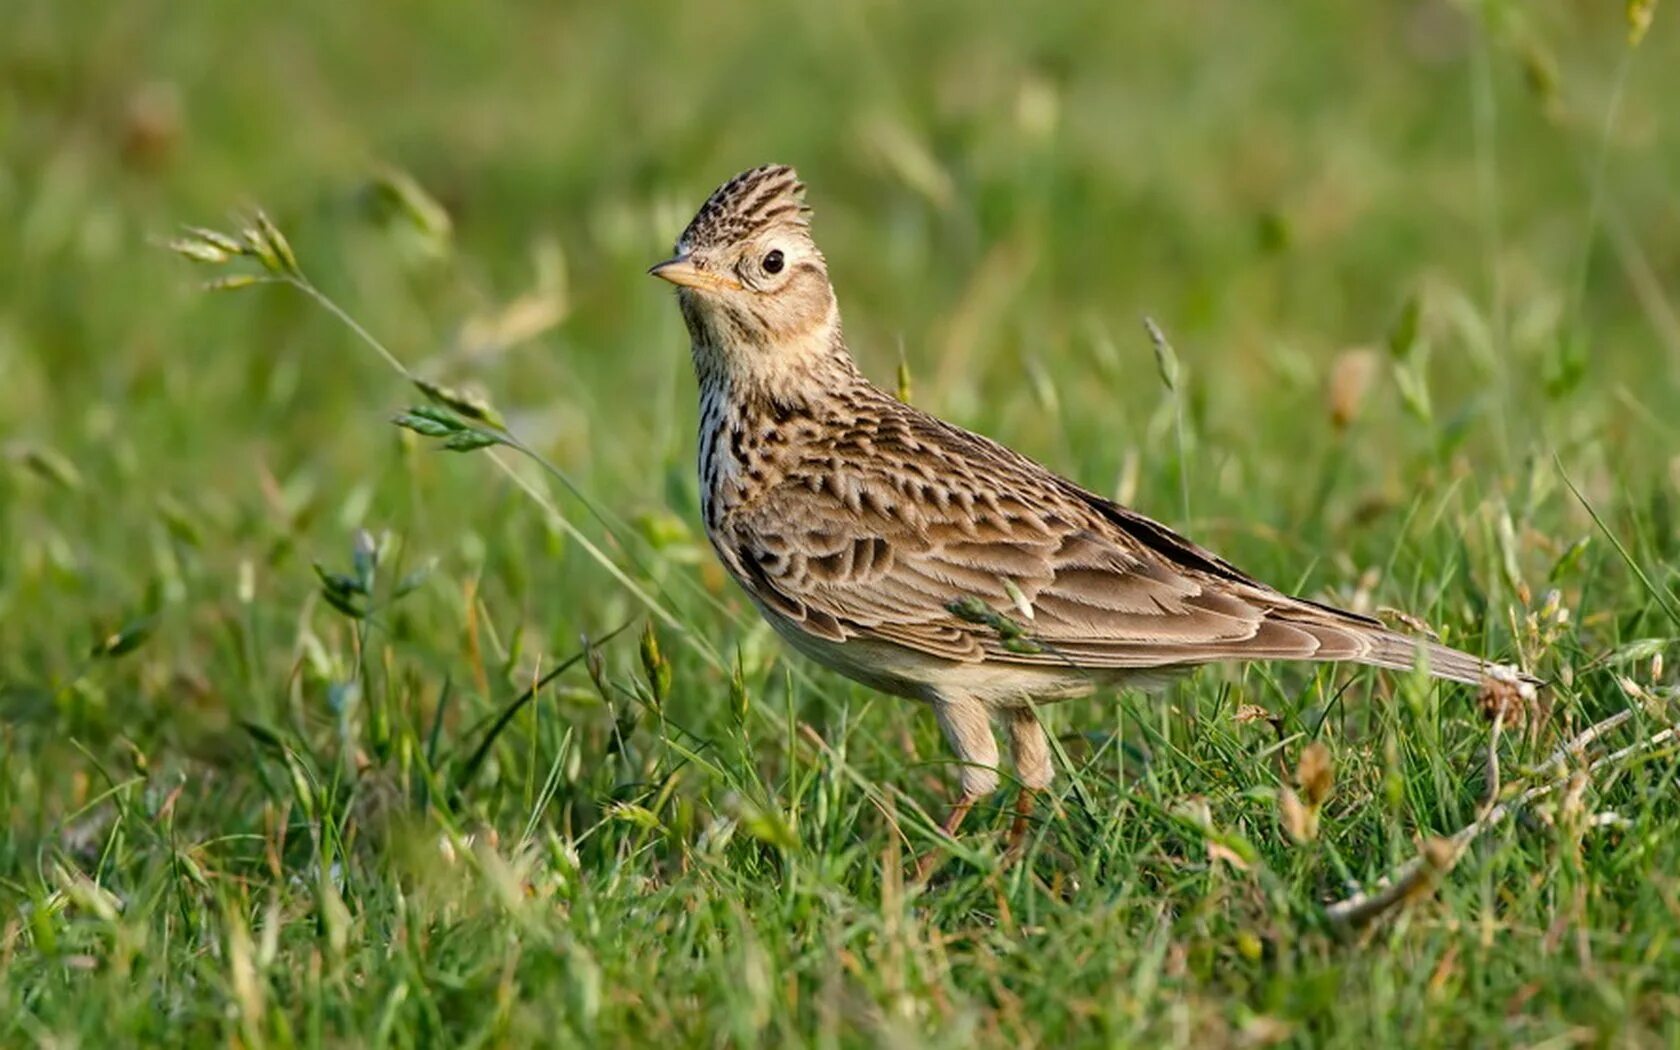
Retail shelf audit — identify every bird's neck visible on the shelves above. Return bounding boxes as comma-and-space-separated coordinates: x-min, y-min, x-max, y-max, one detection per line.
692, 322, 867, 423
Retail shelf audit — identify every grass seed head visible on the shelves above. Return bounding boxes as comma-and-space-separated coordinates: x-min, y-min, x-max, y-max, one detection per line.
9, 442, 85, 491
1327, 348, 1379, 430
1627, 0, 1657, 46
255, 210, 301, 276
368, 167, 454, 252
184, 225, 245, 255
1142, 316, 1180, 392
203, 274, 265, 292
1387, 292, 1421, 359
440, 429, 503, 452
639, 621, 671, 709
166, 236, 236, 265
413, 377, 506, 429
1279, 786, 1315, 844
1296, 741, 1334, 809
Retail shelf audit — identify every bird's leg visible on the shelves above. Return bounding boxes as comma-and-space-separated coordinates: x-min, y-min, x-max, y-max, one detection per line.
916, 694, 999, 881
941, 793, 978, 837
1008, 787, 1036, 854
914, 793, 979, 881
1005, 705, 1053, 856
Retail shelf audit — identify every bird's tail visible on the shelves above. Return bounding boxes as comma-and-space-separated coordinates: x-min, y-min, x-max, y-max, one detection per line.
1354, 629, 1516, 686
1277, 605, 1541, 688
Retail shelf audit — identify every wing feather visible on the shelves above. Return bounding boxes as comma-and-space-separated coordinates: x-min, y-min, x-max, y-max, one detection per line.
710, 400, 1522, 685
723, 459, 1296, 669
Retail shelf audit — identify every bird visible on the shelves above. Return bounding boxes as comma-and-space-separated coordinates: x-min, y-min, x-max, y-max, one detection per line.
650, 163, 1537, 869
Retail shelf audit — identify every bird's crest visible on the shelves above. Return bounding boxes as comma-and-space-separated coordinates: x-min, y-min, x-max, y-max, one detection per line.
677, 164, 810, 253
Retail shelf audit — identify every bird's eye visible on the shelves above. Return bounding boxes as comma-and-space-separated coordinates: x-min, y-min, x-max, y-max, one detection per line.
762, 249, 784, 275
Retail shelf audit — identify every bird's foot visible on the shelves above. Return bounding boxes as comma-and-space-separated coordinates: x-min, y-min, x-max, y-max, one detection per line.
913, 793, 977, 883
1004, 787, 1037, 859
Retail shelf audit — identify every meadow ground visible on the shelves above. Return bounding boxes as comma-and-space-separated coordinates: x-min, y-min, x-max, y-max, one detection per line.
5, 1, 1680, 1045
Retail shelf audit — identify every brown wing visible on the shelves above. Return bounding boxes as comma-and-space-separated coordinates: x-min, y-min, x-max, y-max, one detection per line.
717, 408, 1428, 675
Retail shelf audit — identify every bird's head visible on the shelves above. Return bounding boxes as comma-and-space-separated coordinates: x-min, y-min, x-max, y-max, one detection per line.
651, 164, 848, 391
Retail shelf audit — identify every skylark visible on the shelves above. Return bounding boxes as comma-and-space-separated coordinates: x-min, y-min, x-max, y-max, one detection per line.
651, 164, 1537, 858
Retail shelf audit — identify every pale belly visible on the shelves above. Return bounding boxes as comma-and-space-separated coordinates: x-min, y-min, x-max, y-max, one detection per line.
748, 594, 1139, 711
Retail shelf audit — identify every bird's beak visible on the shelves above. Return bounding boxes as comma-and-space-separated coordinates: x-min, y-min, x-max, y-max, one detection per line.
647, 255, 740, 293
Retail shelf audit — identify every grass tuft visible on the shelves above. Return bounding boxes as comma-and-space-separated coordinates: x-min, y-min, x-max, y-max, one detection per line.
6, 1, 1680, 1044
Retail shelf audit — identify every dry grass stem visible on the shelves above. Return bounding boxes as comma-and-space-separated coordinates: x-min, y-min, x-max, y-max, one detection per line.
1327, 707, 1677, 933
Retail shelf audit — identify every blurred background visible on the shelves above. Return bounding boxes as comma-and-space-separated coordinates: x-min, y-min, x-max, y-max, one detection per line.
3, 0, 1679, 1040
5, 0, 1674, 671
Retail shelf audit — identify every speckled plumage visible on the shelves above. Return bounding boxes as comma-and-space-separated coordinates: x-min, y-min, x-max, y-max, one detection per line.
653, 164, 1535, 844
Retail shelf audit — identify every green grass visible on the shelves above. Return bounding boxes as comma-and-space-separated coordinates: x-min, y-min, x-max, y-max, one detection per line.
5, 0, 1680, 1044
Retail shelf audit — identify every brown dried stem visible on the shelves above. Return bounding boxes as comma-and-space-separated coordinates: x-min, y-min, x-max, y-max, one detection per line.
1326, 709, 1676, 933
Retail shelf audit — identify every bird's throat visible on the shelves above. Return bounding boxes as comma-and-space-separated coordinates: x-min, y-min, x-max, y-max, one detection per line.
689, 315, 859, 410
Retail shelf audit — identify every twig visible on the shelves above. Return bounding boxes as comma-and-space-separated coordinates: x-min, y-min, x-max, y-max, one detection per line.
1531, 708, 1636, 780
1324, 837, 1458, 932
1588, 726, 1676, 775
1326, 710, 1677, 932
1481, 709, 1504, 811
